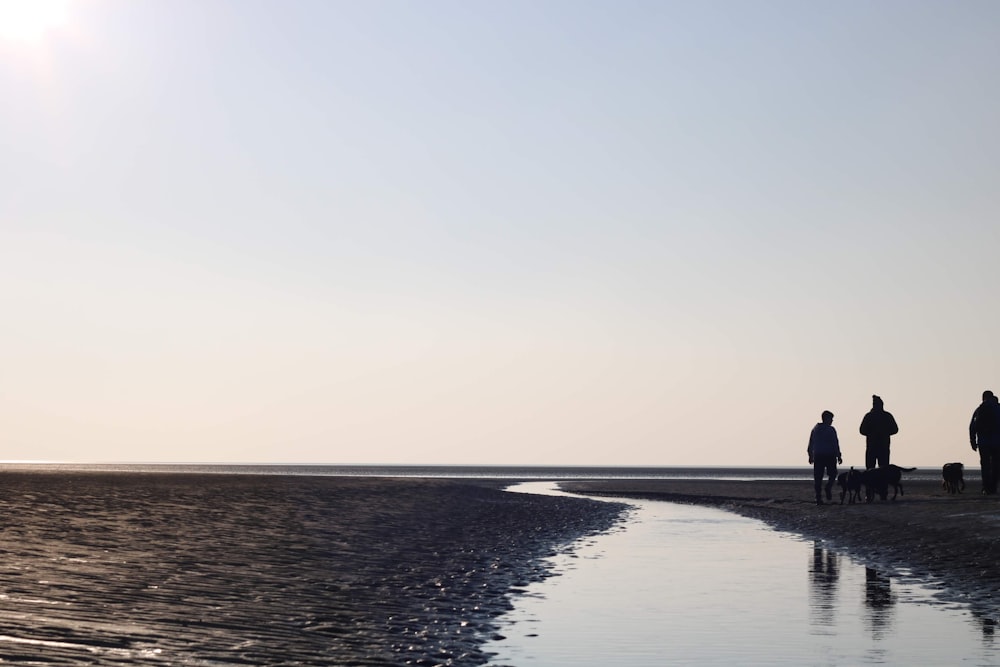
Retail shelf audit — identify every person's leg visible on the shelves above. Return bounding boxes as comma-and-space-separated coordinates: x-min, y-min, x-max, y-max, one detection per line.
988, 447, 1000, 494
877, 445, 890, 468
865, 446, 876, 470
813, 460, 825, 504
824, 458, 837, 501
980, 448, 991, 494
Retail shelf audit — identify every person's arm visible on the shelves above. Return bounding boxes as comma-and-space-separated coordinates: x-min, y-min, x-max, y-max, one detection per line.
807, 429, 815, 463
888, 414, 899, 436
971, 409, 979, 450
859, 414, 869, 436
833, 428, 842, 464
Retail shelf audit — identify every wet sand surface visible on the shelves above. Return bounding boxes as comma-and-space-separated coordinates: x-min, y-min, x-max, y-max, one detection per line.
562, 475, 1000, 618
0, 473, 624, 665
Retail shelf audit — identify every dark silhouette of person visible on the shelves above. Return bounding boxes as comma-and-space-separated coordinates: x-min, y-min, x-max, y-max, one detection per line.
859, 395, 898, 469
969, 390, 1000, 494
808, 410, 842, 505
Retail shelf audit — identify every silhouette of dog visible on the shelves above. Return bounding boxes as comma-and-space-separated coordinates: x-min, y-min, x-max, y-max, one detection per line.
836, 467, 863, 504
862, 465, 917, 502
942, 462, 965, 494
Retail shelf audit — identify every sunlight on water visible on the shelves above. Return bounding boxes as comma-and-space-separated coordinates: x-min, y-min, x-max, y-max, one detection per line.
488, 482, 1000, 666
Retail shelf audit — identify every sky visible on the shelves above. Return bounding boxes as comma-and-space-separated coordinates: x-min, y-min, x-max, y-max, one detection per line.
2, 0, 998, 467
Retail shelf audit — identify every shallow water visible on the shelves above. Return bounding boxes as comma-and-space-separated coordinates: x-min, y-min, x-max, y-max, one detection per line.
488, 482, 1000, 666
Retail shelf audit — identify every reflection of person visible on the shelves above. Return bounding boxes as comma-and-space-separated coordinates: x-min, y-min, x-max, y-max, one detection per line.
808, 542, 839, 626
864, 567, 895, 640
981, 616, 997, 643
808, 410, 842, 505
859, 395, 899, 469
969, 390, 1000, 495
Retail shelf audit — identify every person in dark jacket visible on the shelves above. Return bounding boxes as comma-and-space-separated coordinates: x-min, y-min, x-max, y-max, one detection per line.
808, 410, 842, 505
859, 395, 899, 469
970, 390, 1000, 494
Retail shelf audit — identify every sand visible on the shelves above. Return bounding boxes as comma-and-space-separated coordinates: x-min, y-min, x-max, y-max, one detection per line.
562, 474, 1000, 620
0, 472, 624, 665
4, 470, 996, 664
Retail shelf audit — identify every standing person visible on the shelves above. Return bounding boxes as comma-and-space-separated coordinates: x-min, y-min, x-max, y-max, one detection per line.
808, 410, 842, 506
859, 395, 899, 469
970, 390, 1000, 495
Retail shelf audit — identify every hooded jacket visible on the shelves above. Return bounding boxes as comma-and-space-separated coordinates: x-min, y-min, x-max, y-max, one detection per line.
970, 398, 1000, 449
860, 397, 899, 447
808, 422, 841, 458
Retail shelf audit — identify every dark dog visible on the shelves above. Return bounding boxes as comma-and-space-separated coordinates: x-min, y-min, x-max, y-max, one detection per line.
862, 464, 917, 502
836, 466, 863, 504
942, 462, 965, 494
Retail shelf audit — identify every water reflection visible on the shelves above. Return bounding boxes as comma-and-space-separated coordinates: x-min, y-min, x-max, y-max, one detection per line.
808, 542, 900, 641
982, 616, 997, 644
493, 486, 1000, 666
809, 541, 908, 640
864, 567, 896, 640
809, 542, 839, 631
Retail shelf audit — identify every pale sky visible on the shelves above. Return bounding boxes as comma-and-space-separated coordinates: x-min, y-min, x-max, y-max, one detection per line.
2, 0, 998, 466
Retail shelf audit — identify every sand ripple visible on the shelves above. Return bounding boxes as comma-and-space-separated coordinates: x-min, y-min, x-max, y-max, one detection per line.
0, 473, 624, 665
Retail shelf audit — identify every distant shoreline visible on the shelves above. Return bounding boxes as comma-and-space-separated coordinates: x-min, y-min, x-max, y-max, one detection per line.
0, 462, 952, 482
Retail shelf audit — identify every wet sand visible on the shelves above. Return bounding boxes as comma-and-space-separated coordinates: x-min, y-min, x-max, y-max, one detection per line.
6, 470, 995, 663
0, 473, 624, 665
562, 475, 1000, 618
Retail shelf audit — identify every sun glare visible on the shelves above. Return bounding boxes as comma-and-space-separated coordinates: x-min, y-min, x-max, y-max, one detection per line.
0, 0, 70, 44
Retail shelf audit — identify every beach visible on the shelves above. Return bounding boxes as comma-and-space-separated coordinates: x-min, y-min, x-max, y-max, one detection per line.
0, 472, 623, 665
1, 470, 998, 665
563, 474, 1000, 618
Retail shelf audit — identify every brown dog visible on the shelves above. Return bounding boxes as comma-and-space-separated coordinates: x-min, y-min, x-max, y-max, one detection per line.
836, 467, 863, 504
862, 465, 916, 502
942, 462, 965, 494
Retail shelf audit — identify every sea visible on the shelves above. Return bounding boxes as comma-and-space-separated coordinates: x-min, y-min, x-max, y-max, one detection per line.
1, 464, 991, 665
0, 462, 951, 482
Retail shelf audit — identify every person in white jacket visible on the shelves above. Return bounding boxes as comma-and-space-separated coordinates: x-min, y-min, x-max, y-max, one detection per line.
808, 410, 842, 506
